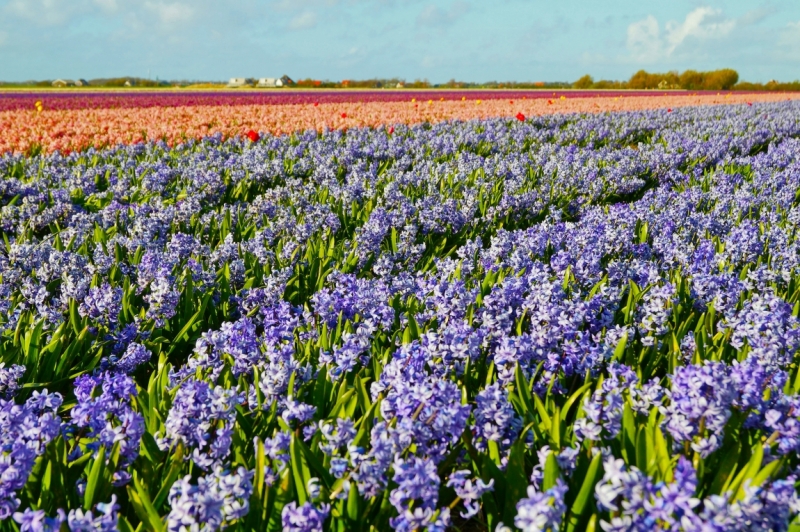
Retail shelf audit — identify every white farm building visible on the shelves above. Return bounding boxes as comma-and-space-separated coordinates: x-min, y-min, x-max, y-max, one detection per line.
256, 78, 284, 88
226, 78, 254, 88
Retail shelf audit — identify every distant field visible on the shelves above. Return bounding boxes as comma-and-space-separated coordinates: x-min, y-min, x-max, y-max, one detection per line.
1, 91, 797, 155
0, 89, 768, 111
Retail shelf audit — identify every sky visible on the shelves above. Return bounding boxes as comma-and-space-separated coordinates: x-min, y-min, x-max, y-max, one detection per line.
1, 0, 799, 83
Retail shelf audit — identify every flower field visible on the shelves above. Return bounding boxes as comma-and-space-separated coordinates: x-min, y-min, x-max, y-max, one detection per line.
0, 89, 688, 111
3, 100, 800, 531
1, 91, 796, 155
0, 90, 726, 111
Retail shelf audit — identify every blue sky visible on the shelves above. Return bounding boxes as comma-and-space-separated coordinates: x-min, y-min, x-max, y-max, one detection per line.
1, 0, 799, 83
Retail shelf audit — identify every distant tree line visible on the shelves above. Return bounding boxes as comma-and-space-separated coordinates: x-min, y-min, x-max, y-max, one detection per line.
91, 77, 171, 87
732, 80, 800, 91
573, 69, 800, 91
440, 80, 572, 89
0, 77, 573, 90
0, 77, 174, 88
295, 79, 572, 89
3, 70, 799, 91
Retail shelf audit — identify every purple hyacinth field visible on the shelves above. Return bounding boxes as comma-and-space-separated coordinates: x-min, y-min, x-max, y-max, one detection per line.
3, 101, 800, 532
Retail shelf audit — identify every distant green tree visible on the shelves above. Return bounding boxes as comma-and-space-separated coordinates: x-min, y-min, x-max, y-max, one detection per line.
702, 69, 739, 90
593, 79, 625, 89
408, 79, 431, 88
627, 70, 659, 89
679, 70, 704, 90
734, 80, 800, 91
626, 69, 735, 90
573, 75, 594, 89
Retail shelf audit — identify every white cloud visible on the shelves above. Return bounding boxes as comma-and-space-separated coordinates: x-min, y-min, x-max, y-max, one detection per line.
664, 7, 735, 55
778, 20, 800, 56
273, 0, 339, 11
627, 7, 736, 61
92, 0, 118, 12
144, 1, 193, 26
288, 11, 317, 30
627, 15, 660, 62
332, 45, 367, 68
421, 55, 439, 68
4, 0, 76, 25
739, 7, 773, 27
416, 1, 469, 27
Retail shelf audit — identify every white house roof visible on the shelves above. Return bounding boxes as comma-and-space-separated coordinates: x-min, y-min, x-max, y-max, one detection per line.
256, 78, 284, 87
227, 77, 253, 87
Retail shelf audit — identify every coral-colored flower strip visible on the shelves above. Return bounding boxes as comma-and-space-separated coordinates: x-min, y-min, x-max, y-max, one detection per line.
0, 90, 745, 111
1, 92, 797, 155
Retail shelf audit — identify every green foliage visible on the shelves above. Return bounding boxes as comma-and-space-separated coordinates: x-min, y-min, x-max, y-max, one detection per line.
574, 68, 744, 91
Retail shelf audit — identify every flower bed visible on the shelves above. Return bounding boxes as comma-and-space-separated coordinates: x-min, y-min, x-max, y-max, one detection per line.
1, 92, 796, 155
0, 90, 729, 111
2, 102, 800, 530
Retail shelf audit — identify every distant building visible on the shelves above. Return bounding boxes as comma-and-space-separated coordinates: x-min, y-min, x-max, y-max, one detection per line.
124, 80, 133, 87
396, 82, 405, 88
280, 75, 294, 86
75, 79, 89, 87
52, 79, 74, 87
227, 77, 254, 88
256, 78, 283, 88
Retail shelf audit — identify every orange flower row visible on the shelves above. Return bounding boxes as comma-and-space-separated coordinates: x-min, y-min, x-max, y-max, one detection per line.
1, 92, 797, 155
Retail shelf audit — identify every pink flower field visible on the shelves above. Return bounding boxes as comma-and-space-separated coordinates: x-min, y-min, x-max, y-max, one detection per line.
0, 89, 725, 111
1, 91, 797, 155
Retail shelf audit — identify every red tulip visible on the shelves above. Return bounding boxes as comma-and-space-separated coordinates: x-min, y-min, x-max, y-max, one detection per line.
667, 109, 672, 112
388, 126, 394, 134
516, 112, 525, 121
509, 100, 514, 104
314, 102, 319, 107
246, 130, 259, 142
547, 100, 553, 105
341, 113, 347, 118
747, 102, 752, 106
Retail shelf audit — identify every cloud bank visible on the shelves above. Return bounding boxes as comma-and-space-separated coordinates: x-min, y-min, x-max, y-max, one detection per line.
627, 8, 736, 63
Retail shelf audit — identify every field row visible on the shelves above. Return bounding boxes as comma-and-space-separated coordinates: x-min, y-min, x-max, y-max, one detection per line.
1, 92, 796, 155
0, 90, 722, 112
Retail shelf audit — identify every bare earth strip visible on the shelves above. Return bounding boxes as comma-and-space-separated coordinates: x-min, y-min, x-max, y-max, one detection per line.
1, 92, 797, 155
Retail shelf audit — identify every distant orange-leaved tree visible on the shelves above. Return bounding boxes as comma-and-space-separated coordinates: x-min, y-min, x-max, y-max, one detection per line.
573, 69, 740, 91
